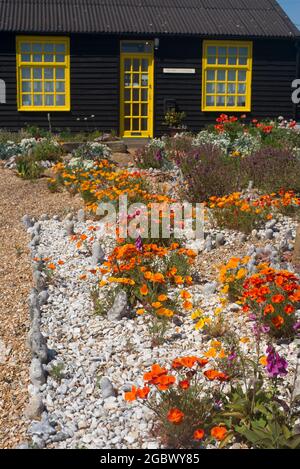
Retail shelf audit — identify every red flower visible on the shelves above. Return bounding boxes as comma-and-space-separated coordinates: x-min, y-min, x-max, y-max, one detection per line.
211, 426, 227, 441
167, 408, 184, 424
179, 380, 190, 390
193, 429, 205, 440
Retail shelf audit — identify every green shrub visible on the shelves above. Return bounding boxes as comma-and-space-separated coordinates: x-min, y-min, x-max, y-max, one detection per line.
31, 139, 62, 162
16, 155, 43, 180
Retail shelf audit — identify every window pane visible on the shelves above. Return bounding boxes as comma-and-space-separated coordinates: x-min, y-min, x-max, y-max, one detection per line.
56, 43, 66, 53
207, 56, 216, 65
227, 96, 235, 107
33, 54, 42, 62
141, 89, 148, 101
56, 95, 65, 106
217, 70, 225, 81
141, 119, 147, 131
33, 81, 42, 92
21, 67, 31, 79
141, 59, 148, 71
55, 54, 65, 63
228, 56, 237, 65
141, 74, 148, 86
133, 59, 139, 71
237, 96, 246, 106
124, 89, 131, 100
216, 96, 225, 106
124, 59, 131, 71
206, 96, 214, 106
56, 82, 65, 92
207, 46, 216, 56
133, 103, 139, 116
133, 89, 140, 101
228, 70, 236, 81
218, 56, 226, 65
34, 94, 43, 106
56, 68, 65, 79
20, 43, 31, 53
121, 42, 152, 53
45, 95, 54, 106
33, 68, 42, 79
206, 83, 215, 93
238, 70, 246, 81
217, 83, 225, 93
239, 47, 248, 57
132, 74, 140, 87
32, 43, 43, 53
228, 47, 237, 56
218, 47, 226, 56
238, 83, 246, 94
44, 44, 54, 53
22, 95, 32, 106
44, 68, 54, 79
227, 83, 236, 93
44, 54, 54, 62
22, 82, 31, 92
239, 57, 247, 65
132, 119, 139, 131
207, 70, 215, 81
141, 103, 148, 116
21, 54, 31, 62
45, 82, 54, 92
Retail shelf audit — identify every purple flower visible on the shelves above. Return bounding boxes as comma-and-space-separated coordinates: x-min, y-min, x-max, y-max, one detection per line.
228, 352, 237, 362
293, 321, 300, 333
155, 150, 162, 161
135, 236, 143, 253
266, 345, 288, 378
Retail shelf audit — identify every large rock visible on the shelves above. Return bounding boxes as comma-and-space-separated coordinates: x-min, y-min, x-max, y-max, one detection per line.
91, 242, 105, 265
107, 290, 129, 321
22, 214, 33, 229
100, 377, 116, 399
28, 329, 48, 364
30, 358, 46, 386
24, 394, 45, 420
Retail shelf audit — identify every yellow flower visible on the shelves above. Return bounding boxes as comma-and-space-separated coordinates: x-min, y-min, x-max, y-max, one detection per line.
205, 347, 217, 358
220, 284, 229, 294
259, 356, 268, 366
136, 308, 145, 315
214, 307, 223, 316
191, 309, 203, 320
236, 268, 247, 280
240, 337, 250, 344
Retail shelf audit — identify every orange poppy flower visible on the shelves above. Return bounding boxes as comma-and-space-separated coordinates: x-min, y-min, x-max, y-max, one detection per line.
167, 408, 184, 424
180, 290, 191, 299
264, 304, 275, 315
174, 276, 184, 285
158, 294, 168, 302
140, 284, 149, 296
136, 386, 150, 399
183, 301, 193, 310
211, 426, 227, 441
124, 386, 137, 401
48, 263, 56, 270
179, 380, 190, 390
272, 294, 285, 304
272, 315, 284, 329
284, 304, 295, 315
152, 302, 162, 309
57, 260, 65, 265
193, 429, 205, 440
204, 369, 221, 381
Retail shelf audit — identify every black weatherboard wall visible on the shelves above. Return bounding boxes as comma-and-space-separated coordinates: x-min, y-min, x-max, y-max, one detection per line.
0, 33, 298, 134
0, 33, 120, 132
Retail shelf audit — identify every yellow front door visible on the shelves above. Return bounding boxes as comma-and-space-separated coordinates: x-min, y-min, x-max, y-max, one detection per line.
120, 41, 154, 138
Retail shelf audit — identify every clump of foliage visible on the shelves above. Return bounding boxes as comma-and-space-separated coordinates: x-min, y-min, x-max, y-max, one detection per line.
134, 139, 171, 170
15, 154, 43, 180
72, 142, 111, 160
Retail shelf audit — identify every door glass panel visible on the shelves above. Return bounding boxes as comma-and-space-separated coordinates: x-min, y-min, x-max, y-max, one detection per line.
133, 89, 139, 101
132, 119, 139, 131
124, 59, 131, 71
124, 89, 131, 100
141, 89, 148, 101
124, 103, 131, 116
141, 119, 147, 131
132, 74, 140, 87
133, 59, 140, 71
141, 104, 148, 116
121, 42, 152, 53
133, 103, 139, 116
124, 119, 131, 130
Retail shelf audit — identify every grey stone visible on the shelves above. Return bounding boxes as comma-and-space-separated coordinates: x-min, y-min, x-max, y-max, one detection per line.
215, 233, 225, 247
53, 215, 60, 221
107, 290, 128, 321
204, 235, 213, 252
30, 358, 46, 386
29, 329, 48, 364
33, 271, 46, 292
15, 442, 30, 449
29, 307, 41, 323
77, 209, 86, 222
40, 214, 49, 221
24, 394, 45, 420
265, 219, 277, 230
241, 234, 247, 243
65, 221, 75, 236
100, 376, 116, 399
22, 214, 33, 229
251, 229, 258, 239
265, 229, 274, 240
91, 242, 105, 265
203, 281, 218, 296
29, 420, 56, 437
285, 229, 293, 241
65, 213, 73, 221
33, 222, 41, 234
29, 290, 39, 310
51, 432, 68, 443
38, 290, 49, 306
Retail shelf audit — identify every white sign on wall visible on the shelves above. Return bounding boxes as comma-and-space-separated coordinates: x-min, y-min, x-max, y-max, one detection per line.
163, 68, 196, 74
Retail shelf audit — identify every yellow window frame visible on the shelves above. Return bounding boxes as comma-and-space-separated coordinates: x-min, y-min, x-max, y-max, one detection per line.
16, 36, 70, 111
202, 40, 253, 112
120, 41, 154, 138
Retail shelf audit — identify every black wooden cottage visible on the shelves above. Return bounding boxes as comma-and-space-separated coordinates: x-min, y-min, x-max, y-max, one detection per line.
0, 0, 299, 138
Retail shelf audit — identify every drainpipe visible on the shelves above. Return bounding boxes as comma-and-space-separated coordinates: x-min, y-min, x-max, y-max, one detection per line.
294, 39, 300, 121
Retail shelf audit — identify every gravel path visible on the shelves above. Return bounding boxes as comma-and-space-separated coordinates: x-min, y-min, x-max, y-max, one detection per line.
0, 166, 82, 448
